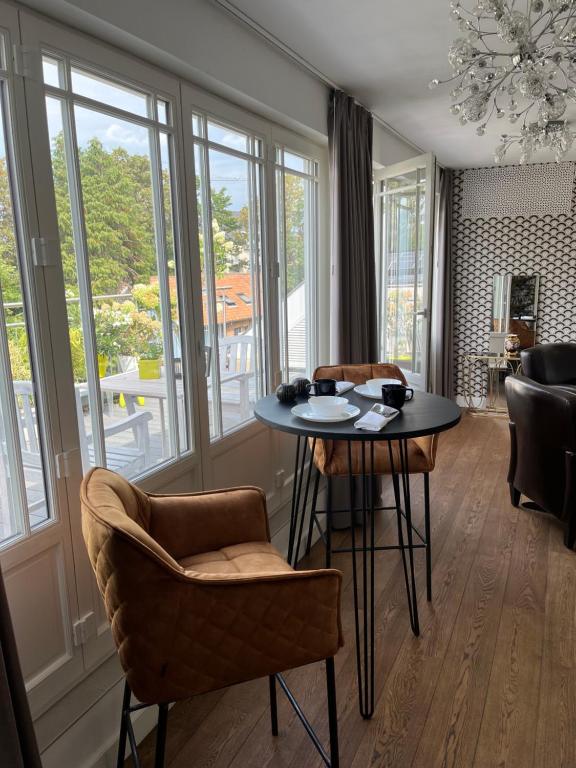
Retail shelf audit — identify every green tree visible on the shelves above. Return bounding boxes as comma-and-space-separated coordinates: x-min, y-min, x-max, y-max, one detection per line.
52, 135, 157, 296
0, 157, 22, 303
283, 173, 306, 293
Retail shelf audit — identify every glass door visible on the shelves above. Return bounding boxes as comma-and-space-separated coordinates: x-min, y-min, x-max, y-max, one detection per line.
374, 155, 435, 390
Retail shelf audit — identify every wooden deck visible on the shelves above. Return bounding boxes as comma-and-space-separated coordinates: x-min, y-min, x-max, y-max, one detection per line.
129, 411, 576, 768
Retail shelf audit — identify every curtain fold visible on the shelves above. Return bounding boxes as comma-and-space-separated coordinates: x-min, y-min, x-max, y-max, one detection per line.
0, 563, 41, 768
328, 90, 377, 364
430, 166, 454, 398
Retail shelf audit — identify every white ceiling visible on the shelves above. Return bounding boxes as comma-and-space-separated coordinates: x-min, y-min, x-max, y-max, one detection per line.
225, 0, 576, 168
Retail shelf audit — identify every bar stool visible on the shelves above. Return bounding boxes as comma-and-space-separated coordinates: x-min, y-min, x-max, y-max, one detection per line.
305, 363, 438, 601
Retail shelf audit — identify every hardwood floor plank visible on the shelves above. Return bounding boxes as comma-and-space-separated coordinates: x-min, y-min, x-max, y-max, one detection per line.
534, 547, 576, 768
472, 505, 549, 768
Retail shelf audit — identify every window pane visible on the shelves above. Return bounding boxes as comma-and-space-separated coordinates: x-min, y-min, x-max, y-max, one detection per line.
46, 88, 187, 478
0, 87, 50, 545
282, 150, 306, 173
381, 173, 426, 375
207, 120, 248, 153
159, 131, 188, 452
277, 167, 316, 381
42, 56, 62, 88
157, 99, 169, 125
70, 66, 150, 117
196, 137, 264, 439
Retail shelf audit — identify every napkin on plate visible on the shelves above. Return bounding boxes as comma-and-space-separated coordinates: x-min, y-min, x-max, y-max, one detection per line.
336, 381, 355, 395
354, 406, 399, 431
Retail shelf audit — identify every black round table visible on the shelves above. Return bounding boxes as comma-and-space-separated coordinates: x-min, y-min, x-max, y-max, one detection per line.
254, 389, 460, 719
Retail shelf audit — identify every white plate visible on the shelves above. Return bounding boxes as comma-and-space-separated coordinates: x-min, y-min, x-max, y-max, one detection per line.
291, 403, 361, 423
354, 381, 402, 399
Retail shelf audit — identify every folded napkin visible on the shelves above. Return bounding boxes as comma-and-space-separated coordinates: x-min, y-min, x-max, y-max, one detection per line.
354, 406, 399, 432
336, 380, 355, 395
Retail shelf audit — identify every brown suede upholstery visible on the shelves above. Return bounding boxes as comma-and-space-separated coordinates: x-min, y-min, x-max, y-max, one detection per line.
311, 364, 438, 475
81, 467, 343, 705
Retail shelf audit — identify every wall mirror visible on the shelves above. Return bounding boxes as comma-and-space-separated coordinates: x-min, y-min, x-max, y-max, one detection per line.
491, 273, 539, 351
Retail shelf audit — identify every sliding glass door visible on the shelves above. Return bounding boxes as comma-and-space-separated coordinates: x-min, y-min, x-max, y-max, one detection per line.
374, 155, 435, 390
41, 57, 190, 477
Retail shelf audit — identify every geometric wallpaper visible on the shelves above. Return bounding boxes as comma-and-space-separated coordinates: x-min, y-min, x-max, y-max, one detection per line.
461, 163, 575, 219
452, 162, 576, 398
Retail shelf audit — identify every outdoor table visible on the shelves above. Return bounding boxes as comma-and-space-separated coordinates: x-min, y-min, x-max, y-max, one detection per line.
254, 389, 461, 719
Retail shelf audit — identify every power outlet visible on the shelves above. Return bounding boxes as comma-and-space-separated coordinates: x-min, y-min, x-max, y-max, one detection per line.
275, 469, 285, 489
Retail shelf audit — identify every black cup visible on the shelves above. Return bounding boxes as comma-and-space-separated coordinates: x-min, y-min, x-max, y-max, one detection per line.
306, 378, 337, 396
382, 383, 414, 410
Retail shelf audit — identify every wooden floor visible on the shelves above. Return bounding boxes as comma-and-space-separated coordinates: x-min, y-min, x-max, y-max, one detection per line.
130, 412, 576, 768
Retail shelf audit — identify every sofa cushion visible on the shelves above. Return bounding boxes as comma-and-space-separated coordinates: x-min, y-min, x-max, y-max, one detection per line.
179, 542, 293, 575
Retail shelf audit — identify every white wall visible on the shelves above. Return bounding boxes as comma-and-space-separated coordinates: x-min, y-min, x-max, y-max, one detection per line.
372, 120, 420, 167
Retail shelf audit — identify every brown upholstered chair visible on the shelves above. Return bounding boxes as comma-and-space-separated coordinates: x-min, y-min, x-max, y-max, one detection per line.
81, 467, 343, 768
308, 364, 438, 600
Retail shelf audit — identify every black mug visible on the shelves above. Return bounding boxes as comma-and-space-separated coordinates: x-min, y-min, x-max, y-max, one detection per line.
382, 383, 414, 410
306, 378, 337, 396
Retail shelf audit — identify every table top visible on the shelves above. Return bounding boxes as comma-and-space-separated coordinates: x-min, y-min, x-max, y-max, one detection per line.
97, 370, 184, 397
254, 389, 461, 441
97, 368, 250, 397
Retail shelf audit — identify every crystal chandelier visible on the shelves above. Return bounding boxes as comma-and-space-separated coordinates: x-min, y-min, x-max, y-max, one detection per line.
431, 0, 576, 163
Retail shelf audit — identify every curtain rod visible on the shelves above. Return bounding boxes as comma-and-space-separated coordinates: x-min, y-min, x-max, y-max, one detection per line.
211, 0, 424, 155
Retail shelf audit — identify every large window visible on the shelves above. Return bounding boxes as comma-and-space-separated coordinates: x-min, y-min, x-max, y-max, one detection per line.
42, 56, 190, 477
192, 114, 265, 440
0, 34, 51, 546
275, 146, 318, 381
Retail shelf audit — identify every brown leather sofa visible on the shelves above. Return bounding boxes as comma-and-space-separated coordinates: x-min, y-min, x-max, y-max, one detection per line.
506, 374, 576, 549
521, 343, 576, 387
81, 467, 343, 767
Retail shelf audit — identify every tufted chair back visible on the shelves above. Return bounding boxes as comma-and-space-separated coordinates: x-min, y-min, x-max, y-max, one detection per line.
313, 362, 407, 387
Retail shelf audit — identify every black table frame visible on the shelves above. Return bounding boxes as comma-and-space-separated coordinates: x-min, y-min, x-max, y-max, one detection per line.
285, 434, 428, 719
255, 392, 460, 720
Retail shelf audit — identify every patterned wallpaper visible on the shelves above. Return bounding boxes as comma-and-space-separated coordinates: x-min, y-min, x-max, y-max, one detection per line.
452, 162, 576, 398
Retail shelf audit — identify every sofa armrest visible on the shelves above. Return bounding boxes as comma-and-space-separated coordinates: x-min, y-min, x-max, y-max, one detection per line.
147, 486, 270, 560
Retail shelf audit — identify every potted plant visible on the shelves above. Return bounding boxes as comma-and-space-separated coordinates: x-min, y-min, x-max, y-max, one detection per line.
93, 302, 133, 377
138, 339, 164, 379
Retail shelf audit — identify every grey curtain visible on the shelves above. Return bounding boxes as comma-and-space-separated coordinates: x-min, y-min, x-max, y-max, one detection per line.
328, 90, 377, 363
0, 563, 41, 768
430, 166, 454, 398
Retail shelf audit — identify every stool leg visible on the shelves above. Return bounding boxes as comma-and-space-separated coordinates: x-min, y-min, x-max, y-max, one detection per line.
117, 681, 131, 768
325, 476, 333, 568
269, 675, 279, 736
306, 468, 321, 556
326, 657, 339, 768
424, 473, 432, 602
154, 704, 169, 768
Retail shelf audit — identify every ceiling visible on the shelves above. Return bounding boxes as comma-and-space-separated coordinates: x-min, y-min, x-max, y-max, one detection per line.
223, 0, 576, 168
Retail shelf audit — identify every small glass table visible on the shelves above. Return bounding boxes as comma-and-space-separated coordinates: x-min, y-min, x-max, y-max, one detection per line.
461, 354, 523, 413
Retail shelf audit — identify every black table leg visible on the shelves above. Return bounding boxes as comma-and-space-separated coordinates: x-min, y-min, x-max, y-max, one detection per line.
348, 440, 375, 719
397, 439, 420, 636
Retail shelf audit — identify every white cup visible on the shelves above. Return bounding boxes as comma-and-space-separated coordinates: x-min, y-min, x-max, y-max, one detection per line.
308, 395, 348, 417
366, 377, 402, 395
